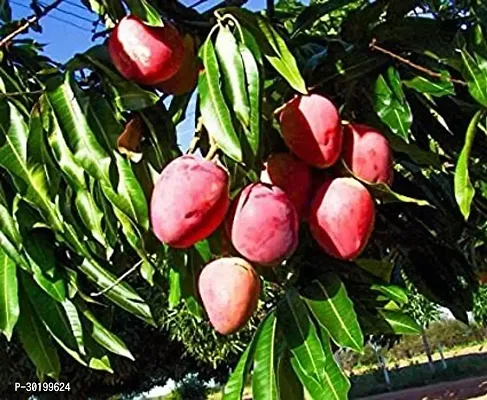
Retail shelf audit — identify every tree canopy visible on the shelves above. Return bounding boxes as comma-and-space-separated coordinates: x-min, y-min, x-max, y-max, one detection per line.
0, 0, 486, 399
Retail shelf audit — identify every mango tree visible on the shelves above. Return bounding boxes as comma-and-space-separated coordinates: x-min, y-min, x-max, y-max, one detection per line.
0, 0, 486, 399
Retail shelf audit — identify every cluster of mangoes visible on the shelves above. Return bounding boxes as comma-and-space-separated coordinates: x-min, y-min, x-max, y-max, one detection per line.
108, 15, 393, 335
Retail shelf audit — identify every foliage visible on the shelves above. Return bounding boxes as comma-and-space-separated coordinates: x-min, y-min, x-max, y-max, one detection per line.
169, 374, 208, 400
338, 319, 487, 371
0, 0, 486, 399
402, 274, 440, 328
473, 285, 487, 326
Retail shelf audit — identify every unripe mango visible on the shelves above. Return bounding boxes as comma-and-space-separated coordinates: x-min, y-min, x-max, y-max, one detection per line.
309, 177, 375, 260
279, 94, 342, 168
198, 257, 260, 335
150, 155, 229, 248
108, 15, 184, 85
226, 183, 299, 265
342, 123, 394, 185
260, 153, 311, 217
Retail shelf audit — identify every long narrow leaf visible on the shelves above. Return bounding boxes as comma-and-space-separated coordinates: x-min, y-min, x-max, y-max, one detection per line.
455, 109, 483, 220
17, 288, 60, 380
252, 312, 279, 400
79, 258, 154, 326
0, 247, 19, 340
302, 274, 364, 353
215, 26, 250, 127
277, 289, 327, 400
199, 37, 243, 162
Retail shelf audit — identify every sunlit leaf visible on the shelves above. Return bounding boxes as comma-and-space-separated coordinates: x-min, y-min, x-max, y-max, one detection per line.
199, 37, 242, 162
0, 247, 19, 340
379, 309, 421, 335
226, 7, 308, 94
302, 274, 364, 353
455, 109, 483, 220
252, 312, 279, 400
215, 26, 250, 128
374, 67, 412, 142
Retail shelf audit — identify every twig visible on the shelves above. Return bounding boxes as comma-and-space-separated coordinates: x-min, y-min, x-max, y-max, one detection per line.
186, 136, 200, 154
0, 90, 42, 97
267, 0, 275, 19
189, 0, 210, 8
90, 259, 144, 297
0, 0, 64, 48
369, 38, 467, 86
205, 143, 219, 160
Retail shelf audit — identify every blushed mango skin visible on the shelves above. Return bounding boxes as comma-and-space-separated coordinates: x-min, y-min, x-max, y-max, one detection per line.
309, 177, 375, 260
226, 183, 299, 265
279, 94, 343, 168
260, 153, 311, 218
108, 15, 184, 86
157, 34, 200, 95
342, 123, 394, 185
150, 155, 229, 248
198, 257, 260, 335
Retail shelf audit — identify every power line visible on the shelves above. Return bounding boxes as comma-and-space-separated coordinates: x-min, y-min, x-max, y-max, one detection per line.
11, 1, 90, 31
39, 1, 95, 23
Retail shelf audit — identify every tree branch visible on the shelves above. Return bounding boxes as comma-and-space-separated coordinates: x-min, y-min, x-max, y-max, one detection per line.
0, 0, 64, 48
267, 0, 275, 19
369, 38, 467, 86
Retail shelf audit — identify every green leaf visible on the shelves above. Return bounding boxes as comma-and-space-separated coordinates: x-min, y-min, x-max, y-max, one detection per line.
46, 74, 111, 183
87, 96, 149, 230
277, 349, 304, 400
167, 246, 204, 318
276, 289, 327, 400
20, 271, 79, 355
75, 298, 134, 360
40, 96, 108, 246
199, 37, 243, 162
78, 258, 154, 326
315, 325, 351, 400
0, 247, 19, 340
62, 299, 86, 356
0, 99, 63, 232
374, 67, 412, 142
252, 312, 279, 400
23, 231, 66, 303
292, 0, 354, 37
223, 314, 266, 400
403, 75, 454, 97
215, 26, 250, 128
124, 0, 163, 26
355, 259, 394, 282
81, 0, 125, 25
17, 288, 60, 380
0, 200, 28, 270
379, 309, 421, 335
302, 274, 364, 353
366, 181, 432, 206
226, 7, 308, 94
239, 39, 262, 163
459, 49, 487, 107
0, 0, 12, 22
455, 109, 483, 220
371, 284, 408, 305
72, 48, 159, 111
340, 160, 431, 206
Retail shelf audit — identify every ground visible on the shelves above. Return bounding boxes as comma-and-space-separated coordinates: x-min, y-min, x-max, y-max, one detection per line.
359, 375, 487, 400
